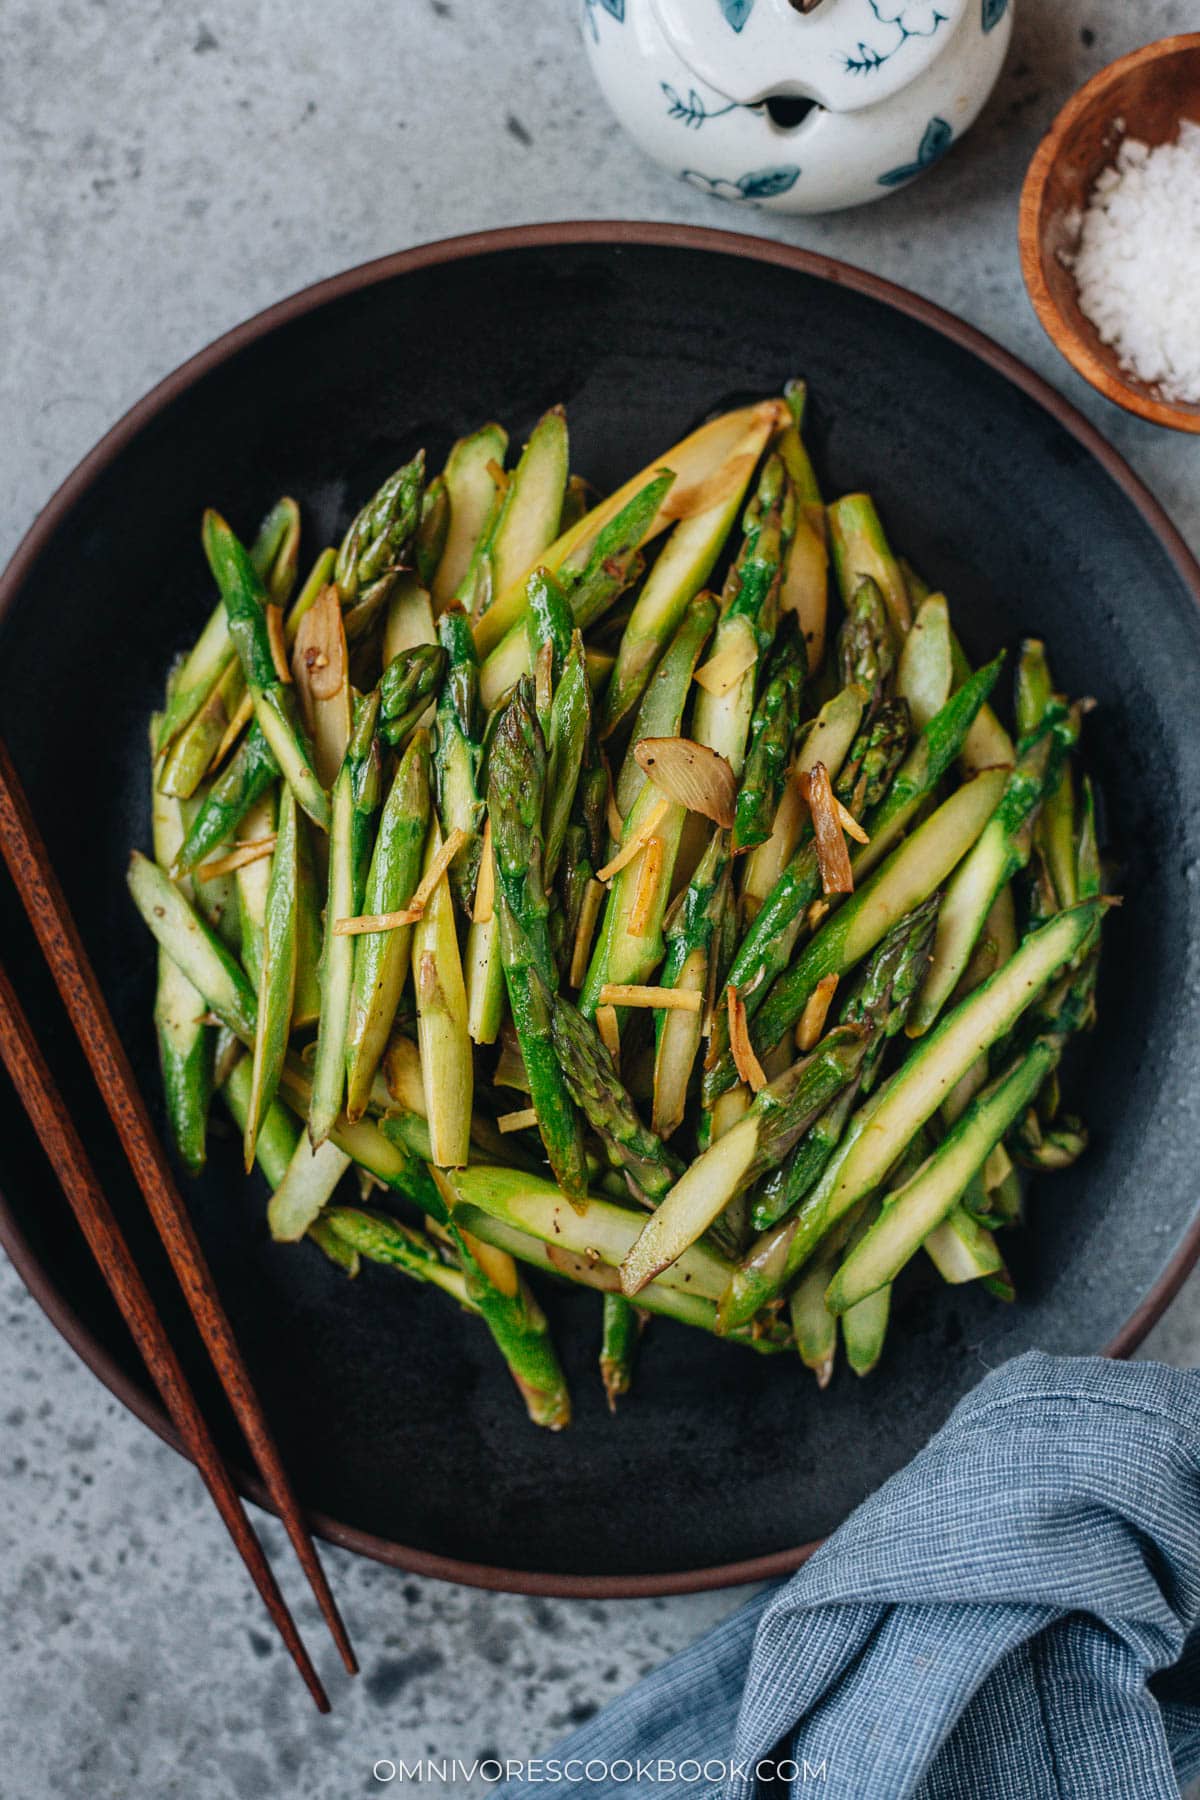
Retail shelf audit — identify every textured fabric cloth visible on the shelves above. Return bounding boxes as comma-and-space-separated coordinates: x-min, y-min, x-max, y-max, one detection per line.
499, 1354, 1200, 1798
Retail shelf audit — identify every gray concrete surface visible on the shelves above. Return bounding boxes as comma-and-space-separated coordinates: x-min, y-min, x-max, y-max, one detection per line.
2, 3, 1198, 1795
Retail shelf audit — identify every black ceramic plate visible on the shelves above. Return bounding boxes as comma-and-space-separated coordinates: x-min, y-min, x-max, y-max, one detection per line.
3, 224, 1200, 1597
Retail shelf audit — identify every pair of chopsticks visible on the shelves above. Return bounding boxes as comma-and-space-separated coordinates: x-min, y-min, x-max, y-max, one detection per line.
0, 737, 356, 1710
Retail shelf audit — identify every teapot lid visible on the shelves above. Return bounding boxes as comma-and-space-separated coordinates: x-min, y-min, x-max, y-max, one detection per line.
650, 0, 967, 114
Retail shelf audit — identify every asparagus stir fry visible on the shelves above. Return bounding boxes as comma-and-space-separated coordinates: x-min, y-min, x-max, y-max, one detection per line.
131, 387, 1111, 1425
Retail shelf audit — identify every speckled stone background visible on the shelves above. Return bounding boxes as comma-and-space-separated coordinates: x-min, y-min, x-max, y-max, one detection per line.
2, 3, 1199, 1796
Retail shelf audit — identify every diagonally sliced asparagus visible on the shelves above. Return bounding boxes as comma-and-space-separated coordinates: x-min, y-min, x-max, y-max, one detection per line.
479, 473, 672, 707
456, 1201, 789, 1349
267, 1134, 352, 1243
128, 850, 257, 1044
895, 592, 952, 730
323, 1207, 474, 1309
740, 683, 867, 921
484, 407, 569, 604
907, 703, 1079, 1036
773, 379, 829, 674
601, 407, 775, 738
750, 766, 1009, 1060
434, 608, 485, 908
490, 684, 587, 1198
344, 730, 431, 1120
412, 820, 474, 1169
309, 692, 382, 1145
741, 901, 1103, 1315
446, 1164, 735, 1301
244, 785, 299, 1169
620, 1026, 869, 1296
473, 399, 785, 658
652, 829, 731, 1140
691, 455, 794, 776
552, 993, 684, 1206
204, 509, 330, 832
435, 422, 510, 608
827, 493, 911, 640
839, 1200, 891, 1377
825, 1037, 1059, 1312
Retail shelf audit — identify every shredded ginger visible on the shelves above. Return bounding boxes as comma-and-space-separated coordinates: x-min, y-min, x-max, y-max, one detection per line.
1065, 118, 1200, 403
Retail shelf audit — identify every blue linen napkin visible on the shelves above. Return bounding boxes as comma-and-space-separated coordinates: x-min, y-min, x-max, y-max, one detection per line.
499, 1353, 1200, 1798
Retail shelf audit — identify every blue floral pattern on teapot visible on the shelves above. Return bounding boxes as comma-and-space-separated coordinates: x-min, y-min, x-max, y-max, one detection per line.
581, 0, 1013, 213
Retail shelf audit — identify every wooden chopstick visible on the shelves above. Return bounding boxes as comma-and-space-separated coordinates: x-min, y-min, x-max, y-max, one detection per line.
0, 736, 357, 1683
0, 960, 331, 1711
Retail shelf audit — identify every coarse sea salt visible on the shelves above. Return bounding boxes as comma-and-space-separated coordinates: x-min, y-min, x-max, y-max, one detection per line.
1064, 117, 1200, 404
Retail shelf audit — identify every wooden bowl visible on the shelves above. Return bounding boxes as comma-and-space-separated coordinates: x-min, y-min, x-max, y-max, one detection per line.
1020, 34, 1200, 433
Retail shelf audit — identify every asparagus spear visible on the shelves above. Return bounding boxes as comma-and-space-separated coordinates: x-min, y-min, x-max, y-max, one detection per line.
732, 620, 806, 854
552, 993, 684, 1206
434, 423, 510, 607
719, 901, 1103, 1330
747, 898, 940, 1233
309, 692, 382, 1145
827, 493, 911, 639
243, 785, 299, 1169
774, 379, 829, 674
739, 684, 874, 926
895, 592, 952, 730
473, 400, 783, 659
204, 509, 330, 831
231, 792, 275, 990
380, 643, 448, 748
788, 1202, 867, 1387
481, 407, 569, 605
149, 729, 214, 1173
156, 496, 300, 762
925, 1207, 1011, 1296
128, 850, 257, 1043
292, 813, 324, 1031
838, 1201, 891, 1376
160, 502, 301, 799
222, 1053, 354, 1270
479, 474, 672, 708
691, 455, 795, 774
344, 729, 431, 1120
412, 477, 449, 595
542, 632, 591, 888
837, 577, 895, 712
454, 1198, 788, 1347
620, 1025, 869, 1296
600, 411, 775, 737
907, 701, 1080, 1035
412, 820, 474, 1168
600, 1294, 645, 1412
322, 1207, 475, 1309
446, 1163, 734, 1299
489, 684, 587, 1200
825, 1036, 1063, 1312
789, 1236, 842, 1386
267, 1133, 352, 1243
173, 715, 281, 874
747, 765, 1009, 1063
1015, 637, 1053, 737
334, 451, 425, 626
434, 609, 484, 909
652, 829, 731, 1139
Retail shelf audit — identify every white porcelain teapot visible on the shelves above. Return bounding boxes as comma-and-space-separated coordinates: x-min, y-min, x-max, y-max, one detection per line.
582, 0, 1013, 213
